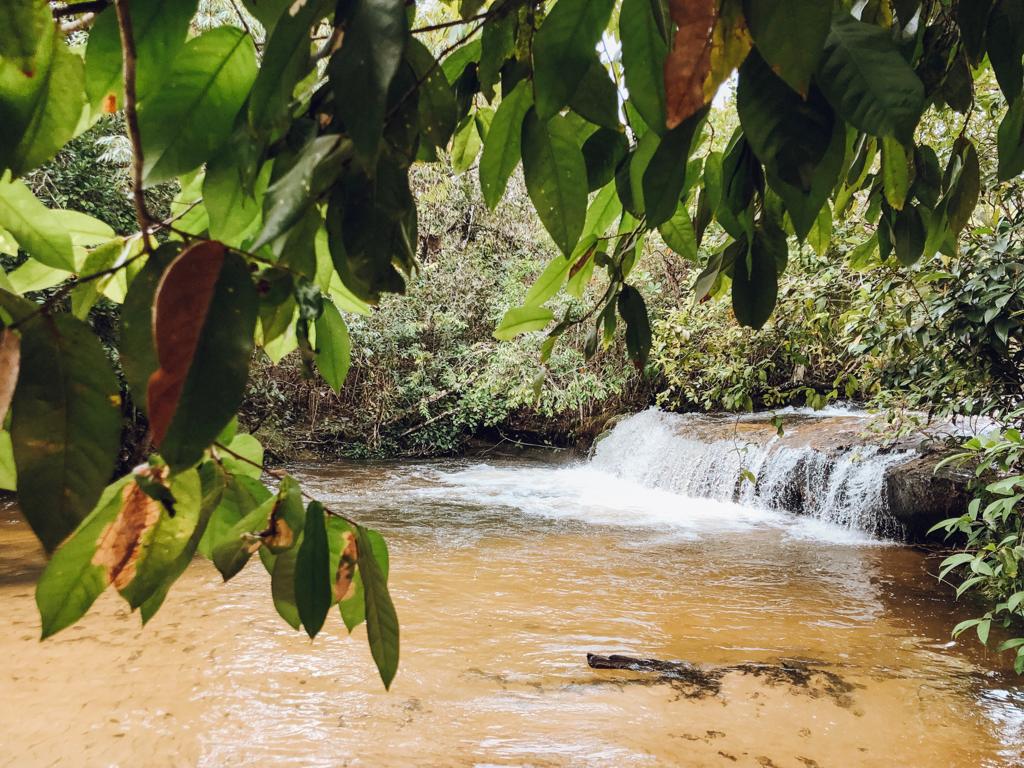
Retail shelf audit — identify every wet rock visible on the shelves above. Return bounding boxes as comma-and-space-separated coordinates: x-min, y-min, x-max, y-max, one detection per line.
884, 455, 973, 542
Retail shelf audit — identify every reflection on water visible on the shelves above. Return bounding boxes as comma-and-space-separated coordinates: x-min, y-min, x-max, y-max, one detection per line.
2, 457, 1024, 767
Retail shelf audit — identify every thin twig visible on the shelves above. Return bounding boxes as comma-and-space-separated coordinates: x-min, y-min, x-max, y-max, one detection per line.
113, 0, 153, 253
8, 244, 148, 331
410, 12, 488, 33
61, 13, 97, 34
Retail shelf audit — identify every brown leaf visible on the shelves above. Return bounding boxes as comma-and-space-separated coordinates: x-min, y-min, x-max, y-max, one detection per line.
147, 240, 226, 447
664, 0, 718, 129
92, 468, 165, 590
0, 329, 20, 425
334, 530, 358, 602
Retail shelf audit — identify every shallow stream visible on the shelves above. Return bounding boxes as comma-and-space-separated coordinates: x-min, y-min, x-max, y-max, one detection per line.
3, 451, 1024, 766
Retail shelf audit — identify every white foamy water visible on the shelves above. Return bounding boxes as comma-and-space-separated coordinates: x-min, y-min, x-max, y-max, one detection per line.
415, 408, 916, 545
590, 409, 915, 537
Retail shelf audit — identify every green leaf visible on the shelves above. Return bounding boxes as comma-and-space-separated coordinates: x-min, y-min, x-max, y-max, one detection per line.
945, 138, 980, 236
339, 526, 389, 632
35, 476, 133, 638
582, 127, 628, 191
625, 130, 661, 217
732, 225, 784, 329
139, 26, 258, 186
219, 433, 264, 480
326, 161, 413, 304
893, 204, 925, 266
583, 181, 624, 239
329, 0, 408, 164
151, 247, 258, 473
450, 114, 482, 172
252, 136, 350, 251
737, 49, 835, 192
816, 14, 924, 144
742, 0, 830, 96
881, 136, 911, 211
118, 244, 178, 414
997, 95, 1024, 182
0, 13, 86, 176
199, 473, 271, 559
441, 38, 481, 84
0, 0, 46, 76
767, 121, 845, 241
271, 533, 303, 629
296, 501, 333, 639
957, 0, 993, 64
479, 79, 533, 208
70, 238, 127, 320
617, 285, 652, 367
204, 152, 272, 247
494, 305, 554, 340
0, 430, 16, 491
212, 495, 274, 581
139, 462, 224, 623
807, 202, 833, 258
0, 177, 74, 270
314, 300, 352, 393
247, 0, 333, 145
987, 0, 1024, 103
407, 38, 458, 148
357, 526, 399, 689
570, 58, 621, 131
11, 313, 122, 552
533, 0, 616, 119
521, 110, 588, 256
479, 5, 516, 100
85, 0, 197, 114
241, 0, 293, 34
524, 255, 575, 308
659, 201, 698, 260
642, 110, 705, 226
620, 0, 668, 132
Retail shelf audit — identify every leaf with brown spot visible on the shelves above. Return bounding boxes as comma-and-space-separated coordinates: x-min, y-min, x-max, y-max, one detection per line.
0, 328, 19, 424
703, 0, 752, 101
334, 530, 358, 602
36, 476, 133, 638
92, 475, 164, 592
147, 240, 258, 471
664, 0, 718, 129
260, 474, 305, 553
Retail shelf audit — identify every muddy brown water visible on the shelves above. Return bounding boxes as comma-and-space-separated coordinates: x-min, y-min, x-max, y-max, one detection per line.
2, 458, 1024, 767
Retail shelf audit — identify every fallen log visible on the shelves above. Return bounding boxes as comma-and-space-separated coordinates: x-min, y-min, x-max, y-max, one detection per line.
586, 653, 856, 706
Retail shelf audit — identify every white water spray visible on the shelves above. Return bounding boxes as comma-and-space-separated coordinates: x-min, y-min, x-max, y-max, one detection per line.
590, 409, 915, 537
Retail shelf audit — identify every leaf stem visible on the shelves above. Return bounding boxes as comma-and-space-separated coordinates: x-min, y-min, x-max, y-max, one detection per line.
113, 0, 153, 252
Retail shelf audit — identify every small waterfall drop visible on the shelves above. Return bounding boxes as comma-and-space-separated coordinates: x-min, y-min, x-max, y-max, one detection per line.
590, 409, 914, 538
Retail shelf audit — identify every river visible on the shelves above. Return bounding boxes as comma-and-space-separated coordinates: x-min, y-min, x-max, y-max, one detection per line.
2, 440, 1024, 765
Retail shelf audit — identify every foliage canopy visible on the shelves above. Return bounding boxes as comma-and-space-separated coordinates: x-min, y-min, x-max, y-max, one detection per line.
1, 0, 1023, 686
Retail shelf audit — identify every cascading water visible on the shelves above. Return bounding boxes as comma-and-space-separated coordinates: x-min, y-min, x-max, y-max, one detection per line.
590, 408, 915, 538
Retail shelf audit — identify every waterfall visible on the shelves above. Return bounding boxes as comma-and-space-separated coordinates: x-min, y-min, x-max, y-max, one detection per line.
590, 409, 915, 538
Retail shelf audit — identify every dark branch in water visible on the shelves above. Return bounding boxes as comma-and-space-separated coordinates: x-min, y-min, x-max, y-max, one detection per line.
586, 653, 857, 705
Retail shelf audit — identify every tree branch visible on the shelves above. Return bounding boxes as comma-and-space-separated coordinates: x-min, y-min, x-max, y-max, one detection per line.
113, 0, 153, 252
212, 441, 359, 526
52, 0, 110, 18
